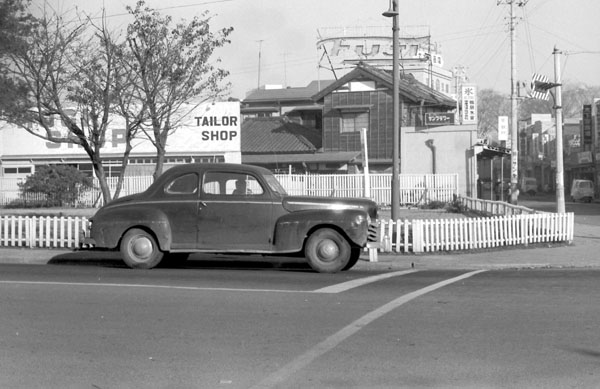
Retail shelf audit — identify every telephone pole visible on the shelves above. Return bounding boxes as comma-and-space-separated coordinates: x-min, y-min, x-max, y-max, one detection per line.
553, 47, 566, 213
256, 40, 264, 89
383, 0, 400, 220
498, 0, 528, 204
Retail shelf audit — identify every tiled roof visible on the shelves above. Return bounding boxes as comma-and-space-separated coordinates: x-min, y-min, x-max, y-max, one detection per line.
243, 80, 336, 103
241, 117, 322, 154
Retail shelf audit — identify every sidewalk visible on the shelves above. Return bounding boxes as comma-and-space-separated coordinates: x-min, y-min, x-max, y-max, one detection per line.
1, 222, 599, 271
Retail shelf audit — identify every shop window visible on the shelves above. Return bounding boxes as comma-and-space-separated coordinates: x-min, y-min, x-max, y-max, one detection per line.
3, 167, 32, 175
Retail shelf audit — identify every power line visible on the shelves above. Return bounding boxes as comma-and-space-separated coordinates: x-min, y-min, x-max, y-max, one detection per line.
89, 0, 235, 19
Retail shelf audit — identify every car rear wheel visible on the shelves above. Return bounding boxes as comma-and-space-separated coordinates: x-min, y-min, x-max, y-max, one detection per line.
305, 228, 351, 273
120, 228, 164, 269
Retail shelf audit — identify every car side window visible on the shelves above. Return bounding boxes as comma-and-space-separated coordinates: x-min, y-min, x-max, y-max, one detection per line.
227, 174, 264, 196
165, 173, 198, 195
202, 171, 264, 197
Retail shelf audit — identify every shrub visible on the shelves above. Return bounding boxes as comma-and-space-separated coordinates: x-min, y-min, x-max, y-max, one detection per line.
419, 200, 447, 210
18, 165, 94, 207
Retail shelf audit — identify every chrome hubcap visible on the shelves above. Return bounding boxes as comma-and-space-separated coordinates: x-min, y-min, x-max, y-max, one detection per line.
131, 236, 153, 259
317, 239, 339, 262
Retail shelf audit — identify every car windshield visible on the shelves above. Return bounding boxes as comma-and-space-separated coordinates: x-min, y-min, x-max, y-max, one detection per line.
264, 174, 287, 196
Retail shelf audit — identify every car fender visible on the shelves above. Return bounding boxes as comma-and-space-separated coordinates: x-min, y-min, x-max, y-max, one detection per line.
273, 208, 369, 251
90, 205, 172, 250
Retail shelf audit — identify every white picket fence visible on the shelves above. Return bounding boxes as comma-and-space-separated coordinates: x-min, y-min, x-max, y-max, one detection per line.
0, 215, 89, 249
0, 210, 575, 255
372, 212, 574, 256
0, 172, 458, 207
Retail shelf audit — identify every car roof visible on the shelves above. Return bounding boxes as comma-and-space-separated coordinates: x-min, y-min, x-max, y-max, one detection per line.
162, 163, 273, 177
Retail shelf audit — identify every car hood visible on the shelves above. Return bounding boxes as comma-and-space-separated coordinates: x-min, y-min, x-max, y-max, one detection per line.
282, 196, 377, 219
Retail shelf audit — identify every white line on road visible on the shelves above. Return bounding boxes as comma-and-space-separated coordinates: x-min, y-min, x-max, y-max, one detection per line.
0, 280, 305, 294
0, 271, 418, 295
312, 269, 419, 293
250, 269, 487, 389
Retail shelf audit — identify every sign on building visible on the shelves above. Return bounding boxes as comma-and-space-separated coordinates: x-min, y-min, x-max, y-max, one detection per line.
583, 104, 592, 149
461, 84, 477, 124
498, 116, 509, 141
425, 112, 454, 126
0, 102, 241, 160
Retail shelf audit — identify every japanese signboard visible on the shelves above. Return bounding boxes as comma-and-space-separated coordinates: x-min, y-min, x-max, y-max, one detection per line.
582, 104, 592, 148
424, 112, 455, 126
461, 84, 477, 124
498, 116, 509, 141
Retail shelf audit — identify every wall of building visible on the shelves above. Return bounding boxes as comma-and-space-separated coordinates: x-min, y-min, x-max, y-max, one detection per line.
0, 102, 242, 178
322, 90, 394, 161
402, 124, 478, 197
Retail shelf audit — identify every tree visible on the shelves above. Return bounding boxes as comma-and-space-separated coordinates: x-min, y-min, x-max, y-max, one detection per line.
477, 88, 510, 142
124, 0, 233, 180
19, 165, 93, 207
0, 7, 121, 204
0, 0, 34, 113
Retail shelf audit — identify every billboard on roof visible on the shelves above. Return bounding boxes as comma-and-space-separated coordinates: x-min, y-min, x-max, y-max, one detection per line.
316, 26, 439, 71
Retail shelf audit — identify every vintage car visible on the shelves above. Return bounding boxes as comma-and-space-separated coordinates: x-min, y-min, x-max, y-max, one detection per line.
85, 163, 378, 273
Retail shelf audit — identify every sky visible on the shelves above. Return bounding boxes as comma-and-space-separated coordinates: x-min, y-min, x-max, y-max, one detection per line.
42, 0, 600, 100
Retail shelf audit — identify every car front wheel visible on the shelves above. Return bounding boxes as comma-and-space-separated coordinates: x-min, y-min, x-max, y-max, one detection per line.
120, 228, 164, 269
305, 228, 351, 273
342, 247, 362, 271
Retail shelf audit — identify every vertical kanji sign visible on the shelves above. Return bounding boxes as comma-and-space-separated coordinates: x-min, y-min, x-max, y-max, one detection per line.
461, 84, 478, 124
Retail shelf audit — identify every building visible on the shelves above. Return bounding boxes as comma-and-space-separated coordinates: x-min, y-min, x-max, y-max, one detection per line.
315, 26, 454, 97
0, 102, 242, 179
517, 106, 600, 198
241, 80, 335, 129
242, 63, 479, 196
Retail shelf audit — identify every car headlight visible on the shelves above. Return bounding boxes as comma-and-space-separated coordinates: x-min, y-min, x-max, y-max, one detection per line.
354, 213, 368, 226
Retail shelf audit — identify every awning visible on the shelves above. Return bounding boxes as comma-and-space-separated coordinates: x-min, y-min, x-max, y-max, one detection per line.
243, 151, 361, 164
474, 144, 511, 159
240, 106, 279, 114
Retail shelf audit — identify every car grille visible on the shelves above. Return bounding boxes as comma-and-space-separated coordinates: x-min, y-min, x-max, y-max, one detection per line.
367, 222, 378, 242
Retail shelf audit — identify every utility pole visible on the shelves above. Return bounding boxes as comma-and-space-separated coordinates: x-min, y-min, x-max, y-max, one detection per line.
509, 0, 519, 204
256, 40, 264, 89
282, 52, 288, 88
452, 65, 467, 122
498, 0, 527, 204
383, 0, 400, 220
553, 47, 566, 213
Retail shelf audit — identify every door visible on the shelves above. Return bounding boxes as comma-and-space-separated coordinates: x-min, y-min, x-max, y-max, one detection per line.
155, 172, 200, 249
197, 170, 273, 251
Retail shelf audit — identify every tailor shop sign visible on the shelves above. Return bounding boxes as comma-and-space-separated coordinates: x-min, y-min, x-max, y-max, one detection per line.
4, 102, 240, 156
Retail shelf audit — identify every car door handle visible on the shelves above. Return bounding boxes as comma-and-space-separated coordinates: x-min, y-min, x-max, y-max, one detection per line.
198, 201, 207, 211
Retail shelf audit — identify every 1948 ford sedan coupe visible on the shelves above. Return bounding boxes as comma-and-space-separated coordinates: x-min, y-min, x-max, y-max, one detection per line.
85, 163, 378, 273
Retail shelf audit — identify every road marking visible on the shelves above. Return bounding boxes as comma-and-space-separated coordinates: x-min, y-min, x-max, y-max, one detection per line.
0, 271, 417, 295
312, 269, 419, 293
250, 269, 487, 389
0, 280, 305, 294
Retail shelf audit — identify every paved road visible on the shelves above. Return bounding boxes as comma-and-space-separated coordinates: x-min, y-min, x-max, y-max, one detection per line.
1, 264, 600, 388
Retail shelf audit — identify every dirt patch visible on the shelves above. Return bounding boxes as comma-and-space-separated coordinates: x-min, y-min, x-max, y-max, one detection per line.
379, 207, 469, 220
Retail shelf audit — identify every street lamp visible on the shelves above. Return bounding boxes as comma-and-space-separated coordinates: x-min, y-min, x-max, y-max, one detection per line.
383, 0, 400, 220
